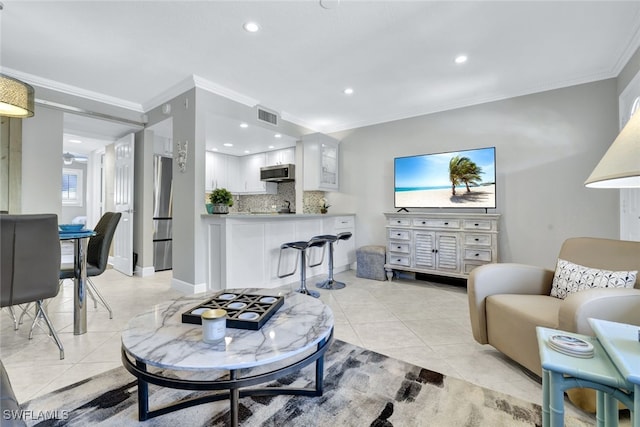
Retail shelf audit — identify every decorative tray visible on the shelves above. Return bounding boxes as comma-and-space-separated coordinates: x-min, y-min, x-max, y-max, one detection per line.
181, 292, 285, 330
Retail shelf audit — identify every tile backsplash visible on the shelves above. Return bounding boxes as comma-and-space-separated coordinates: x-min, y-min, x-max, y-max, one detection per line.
204, 182, 327, 214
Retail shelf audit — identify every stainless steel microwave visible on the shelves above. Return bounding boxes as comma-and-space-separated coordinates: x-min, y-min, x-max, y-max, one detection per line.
260, 164, 295, 182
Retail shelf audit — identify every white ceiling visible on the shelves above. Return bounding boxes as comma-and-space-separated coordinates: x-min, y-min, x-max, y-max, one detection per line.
3, 1, 640, 152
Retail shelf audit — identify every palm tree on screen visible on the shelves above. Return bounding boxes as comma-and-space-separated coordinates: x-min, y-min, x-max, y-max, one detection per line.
449, 156, 483, 195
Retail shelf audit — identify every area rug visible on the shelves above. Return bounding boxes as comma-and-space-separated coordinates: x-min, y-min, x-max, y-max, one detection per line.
22, 340, 594, 426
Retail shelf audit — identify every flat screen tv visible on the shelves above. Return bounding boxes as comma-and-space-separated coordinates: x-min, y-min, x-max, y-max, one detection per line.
394, 147, 496, 209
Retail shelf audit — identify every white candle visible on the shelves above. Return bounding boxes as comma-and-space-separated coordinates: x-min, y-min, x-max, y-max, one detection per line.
201, 309, 227, 343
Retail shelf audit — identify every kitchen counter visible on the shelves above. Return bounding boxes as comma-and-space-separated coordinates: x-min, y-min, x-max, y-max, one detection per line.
202, 213, 355, 290
202, 213, 354, 218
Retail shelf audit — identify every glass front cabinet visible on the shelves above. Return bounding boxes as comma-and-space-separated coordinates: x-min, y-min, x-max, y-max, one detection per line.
302, 133, 340, 191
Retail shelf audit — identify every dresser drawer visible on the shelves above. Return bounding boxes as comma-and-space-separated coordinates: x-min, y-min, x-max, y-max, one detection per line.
388, 218, 411, 226
388, 242, 410, 254
463, 220, 493, 231
463, 248, 492, 262
388, 229, 411, 240
464, 234, 492, 246
334, 216, 354, 229
463, 262, 487, 275
387, 255, 410, 267
413, 218, 460, 229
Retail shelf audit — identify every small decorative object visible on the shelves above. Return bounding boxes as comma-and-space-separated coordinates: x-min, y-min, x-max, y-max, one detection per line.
208, 188, 234, 214
183, 292, 285, 330
201, 309, 227, 343
320, 197, 330, 214
176, 140, 188, 173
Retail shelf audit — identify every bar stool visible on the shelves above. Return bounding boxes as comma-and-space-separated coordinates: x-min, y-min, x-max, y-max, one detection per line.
277, 238, 327, 298
315, 231, 352, 290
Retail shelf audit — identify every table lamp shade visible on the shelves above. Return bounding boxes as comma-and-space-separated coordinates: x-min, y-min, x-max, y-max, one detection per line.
0, 74, 35, 118
585, 110, 640, 188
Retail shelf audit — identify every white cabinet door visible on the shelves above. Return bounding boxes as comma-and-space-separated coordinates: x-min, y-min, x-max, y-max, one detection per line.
226, 155, 240, 193
205, 151, 215, 192
266, 147, 296, 166
303, 133, 339, 191
326, 216, 355, 268
212, 152, 229, 190
239, 153, 277, 194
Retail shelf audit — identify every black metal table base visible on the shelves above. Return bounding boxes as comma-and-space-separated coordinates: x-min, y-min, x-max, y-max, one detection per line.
122, 328, 333, 427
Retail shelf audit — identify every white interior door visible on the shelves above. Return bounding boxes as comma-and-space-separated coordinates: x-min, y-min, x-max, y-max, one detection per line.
112, 133, 135, 275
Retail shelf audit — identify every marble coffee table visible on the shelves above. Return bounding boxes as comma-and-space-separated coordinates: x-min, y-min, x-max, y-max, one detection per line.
121, 288, 334, 427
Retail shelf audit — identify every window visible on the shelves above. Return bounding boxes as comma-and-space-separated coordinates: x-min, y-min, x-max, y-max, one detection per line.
62, 168, 83, 206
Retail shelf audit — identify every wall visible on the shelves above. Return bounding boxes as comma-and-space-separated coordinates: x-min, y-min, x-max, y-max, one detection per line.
21, 105, 63, 216
331, 79, 619, 270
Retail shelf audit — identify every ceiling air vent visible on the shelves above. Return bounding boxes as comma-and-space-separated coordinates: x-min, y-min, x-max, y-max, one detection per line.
257, 106, 278, 126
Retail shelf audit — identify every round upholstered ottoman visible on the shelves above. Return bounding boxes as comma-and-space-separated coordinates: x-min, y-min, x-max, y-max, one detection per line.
356, 245, 387, 281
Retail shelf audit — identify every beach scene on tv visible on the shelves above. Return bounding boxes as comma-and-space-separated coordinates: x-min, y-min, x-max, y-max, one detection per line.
395, 147, 496, 209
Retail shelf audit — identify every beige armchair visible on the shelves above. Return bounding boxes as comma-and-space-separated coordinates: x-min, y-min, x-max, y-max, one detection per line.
468, 237, 640, 411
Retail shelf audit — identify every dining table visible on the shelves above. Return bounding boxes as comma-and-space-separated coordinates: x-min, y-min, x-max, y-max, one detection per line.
59, 228, 96, 335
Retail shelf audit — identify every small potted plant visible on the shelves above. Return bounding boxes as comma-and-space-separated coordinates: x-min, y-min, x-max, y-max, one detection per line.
208, 188, 233, 214
320, 197, 330, 214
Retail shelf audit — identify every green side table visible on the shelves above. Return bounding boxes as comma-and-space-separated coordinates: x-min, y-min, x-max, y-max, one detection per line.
536, 326, 634, 427
589, 318, 640, 427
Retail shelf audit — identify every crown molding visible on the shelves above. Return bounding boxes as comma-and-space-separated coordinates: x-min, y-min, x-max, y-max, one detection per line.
0, 67, 144, 113
320, 71, 618, 134
142, 74, 260, 112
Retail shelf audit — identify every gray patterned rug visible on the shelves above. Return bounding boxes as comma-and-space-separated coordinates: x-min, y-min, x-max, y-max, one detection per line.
23, 340, 594, 426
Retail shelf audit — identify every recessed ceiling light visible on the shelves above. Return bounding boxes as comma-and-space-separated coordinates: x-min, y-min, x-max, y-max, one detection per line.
212, 148, 219, 151
240, 123, 249, 128
343, 87, 354, 95
268, 145, 275, 149
243, 22, 260, 33
274, 134, 282, 138
223, 143, 233, 147
244, 150, 251, 154
455, 55, 468, 64
69, 139, 82, 144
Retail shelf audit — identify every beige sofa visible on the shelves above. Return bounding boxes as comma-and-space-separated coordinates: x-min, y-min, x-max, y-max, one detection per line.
468, 237, 640, 411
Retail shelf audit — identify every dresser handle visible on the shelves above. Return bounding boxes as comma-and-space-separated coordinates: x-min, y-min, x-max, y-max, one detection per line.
474, 223, 479, 226
421, 221, 426, 224
444, 222, 449, 225
474, 238, 479, 241
397, 246, 402, 249
475, 253, 480, 257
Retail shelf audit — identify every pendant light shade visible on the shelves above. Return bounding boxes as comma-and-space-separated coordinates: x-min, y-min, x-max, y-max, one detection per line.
0, 73, 35, 118
585, 109, 640, 188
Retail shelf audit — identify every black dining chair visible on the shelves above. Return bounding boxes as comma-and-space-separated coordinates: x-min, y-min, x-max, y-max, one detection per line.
0, 214, 64, 359
59, 212, 121, 319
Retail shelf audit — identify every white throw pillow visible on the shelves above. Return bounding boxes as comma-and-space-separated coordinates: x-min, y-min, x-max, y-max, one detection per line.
550, 259, 637, 300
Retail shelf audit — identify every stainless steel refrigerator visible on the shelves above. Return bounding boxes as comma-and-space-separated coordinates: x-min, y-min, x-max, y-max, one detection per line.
153, 155, 173, 271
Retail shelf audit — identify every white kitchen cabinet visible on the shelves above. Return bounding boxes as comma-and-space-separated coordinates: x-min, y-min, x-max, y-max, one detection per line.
323, 215, 355, 268
205, 151, 241, 193
266, 147, 295, 166
384, 212, 499, 280
238, 153, 277, 194
302, 133, 339, 191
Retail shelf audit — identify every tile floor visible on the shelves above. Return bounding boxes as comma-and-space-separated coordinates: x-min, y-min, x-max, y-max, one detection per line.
0, 268, 591, 420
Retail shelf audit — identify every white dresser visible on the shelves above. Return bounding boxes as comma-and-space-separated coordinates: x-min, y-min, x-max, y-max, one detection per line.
384, 212, 500, 280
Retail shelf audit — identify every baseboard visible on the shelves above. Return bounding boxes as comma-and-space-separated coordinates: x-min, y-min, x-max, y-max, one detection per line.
171, 277, 207, 294
135, 266, 155, 277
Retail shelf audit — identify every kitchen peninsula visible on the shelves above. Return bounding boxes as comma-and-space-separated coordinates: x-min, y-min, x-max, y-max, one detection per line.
202, 213, 355, 290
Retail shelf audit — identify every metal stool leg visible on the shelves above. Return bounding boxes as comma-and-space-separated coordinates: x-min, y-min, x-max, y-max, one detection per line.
296, 247, 320, 298
317, 242, 346, 290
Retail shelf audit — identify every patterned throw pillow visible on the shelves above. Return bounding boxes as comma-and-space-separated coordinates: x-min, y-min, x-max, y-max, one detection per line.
550, 259, 637, 300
